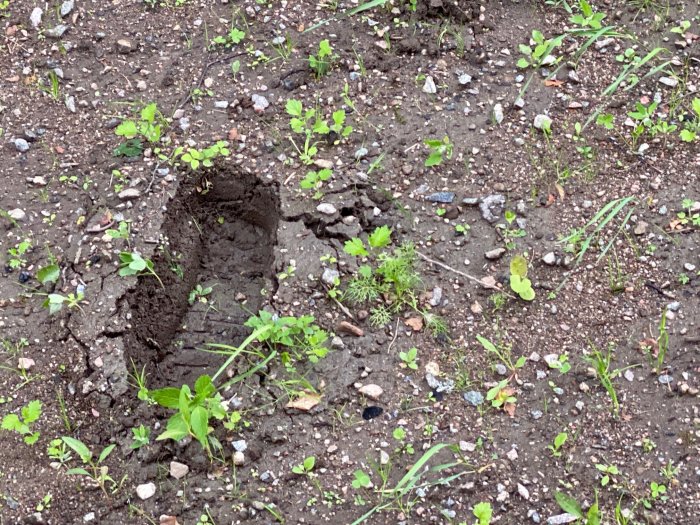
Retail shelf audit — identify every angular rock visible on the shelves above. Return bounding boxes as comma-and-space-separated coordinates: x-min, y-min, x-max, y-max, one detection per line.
116, 39, 133, 54
46, 25, 69, 39
493, 103, 504, 124
485, 247, 506, 260
358, 384, 383, 400
251, 94, 269, 113
60, 0, 75, 17
14, 138, 30, 152
479, 194, 505, 223
136, 482, 156, 500
542, 252, 557, 265
169, 461, 189, 480
30, 8, 43, 28
321, 268, 340, 286
534, 114, 552, 131
422, 76, 437, 94
425, 192, 455, 204
316, 203, 337, 215
118, 188, 141, 200
8, 208, 27, 221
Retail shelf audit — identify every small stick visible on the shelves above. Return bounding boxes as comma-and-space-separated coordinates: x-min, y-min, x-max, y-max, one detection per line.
416, 250, 516, 299
387, 318, 400, 355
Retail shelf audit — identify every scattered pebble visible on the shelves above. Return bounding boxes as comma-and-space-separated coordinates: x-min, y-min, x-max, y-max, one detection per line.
493, 103, 504, 124
425, 192, 455, 204
463, 391, 484, 406
169, 461, 189, 480
542, 252, 557, 265
422, 76, 437, 94
136, 482, 156, 500
485, 247, 506, 260
30, 8, 43, 28
533, 114, 552, 131
479, 194, 506, 223
316, 203, 337, 215
251, 94, 269, 113
14, 138, 30, 152
60, 0, 75, 17
358, 384, 384, 400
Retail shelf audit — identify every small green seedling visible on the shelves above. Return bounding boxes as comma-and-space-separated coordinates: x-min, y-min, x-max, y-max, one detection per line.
175, 140, 230, 170
569, 0, 606, 29
486, 379, 516, 409
596, 463, 620, 487
517, 30, 562, 69
43, 292, 84, 315
114, 103, 164, 157
351, 469, 372, 489
392, 426, 414, 455
118, 251, 163, 288
130, 424, 151, 450
7, 240, 31, 269
292, 455, 316, 475
210, 27, 245, 48
555, 491, 601, 525
47, 438, 72, 464
1, 400, 42, 445
473, 501, 493, 525
548, 432, 568, 457
424, 136, 453, 167
477, 335, 526, 375
300, 168, 333, 199
509, 255, 535, 301
547, 353, 571, 374
309, 39, 336, 79
106, 221, 131, 245
61, 437, 117, 496
399, 347, 418, 370
37, 263, 60, 285
189, 284, 213, 305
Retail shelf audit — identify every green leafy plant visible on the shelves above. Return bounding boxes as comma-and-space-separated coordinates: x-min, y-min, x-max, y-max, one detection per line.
130, 424, 150, 450
175, 140, 231, 170
392, 426, 414, 455
476, 335, 526, 376
292, 455, 316, 475
118, 251, 164, 288
61, 437, 117, 496
7, 239, 31, 269
114, 103, 164, 157
517, 30, 563, 69
486, 379, 516, 410
150, 375, 227, 456
1, 400, 42, 445
309, 39, 337, 79
548, 431, 568, 457
47, 438, 72, 464
509, 255, 535, 301
499, 211, 526, 250
555, 491, 601, 525
106, 221, 131, 245
569, 0, 606, 29
300, 168, 333, 199
210, 27, 245, 48
351, 469, 372, 489
424, 136, 453, 167
595, 463, 620, 487
189, 284, 213, 305
42, 291, 84, 315
472, 502, 493, 525
286, 99, 351, 163
399, 347, 418, 370
679, 98, 700, 142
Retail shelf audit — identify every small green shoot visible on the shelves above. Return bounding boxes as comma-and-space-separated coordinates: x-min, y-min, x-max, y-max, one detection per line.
1, 400, 42, 445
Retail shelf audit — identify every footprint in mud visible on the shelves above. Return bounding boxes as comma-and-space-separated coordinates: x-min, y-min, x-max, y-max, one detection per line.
124, 166, 278, 388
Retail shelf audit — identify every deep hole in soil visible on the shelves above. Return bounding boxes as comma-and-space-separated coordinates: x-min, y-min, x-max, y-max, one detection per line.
123, 165, 279, 388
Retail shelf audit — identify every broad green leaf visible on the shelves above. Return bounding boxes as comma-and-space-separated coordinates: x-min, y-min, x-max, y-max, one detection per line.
680, 129, 696, 142
473, 502, 493, 525
303, 456, 315, 471
194, 375, 213, 396
368, 225, 392, 249
98, 444, 116, 463
229, 28, 245, 44
286, 99, 303, 117
425, 151, 442, 167
66, 468, 91, 476
554, 491, 584, 518
22, 400, 42, 424
1, 414, 20, 431
517, 57, 530, 69
190, 406, 209, 446
37, 264, 60, 285
157, 414, 189, 442
692, 98, 700, 116
344, 238, 368, 257
179, 385, 191, 424
24, 432, 40, 445
151, 387, 181, 409
518, 44, 532, 56
115, 121, 138, 138
62, 437, 92, 463
476, 335, 498, 354
510, 255, 528, 278
140, 103, 157, 123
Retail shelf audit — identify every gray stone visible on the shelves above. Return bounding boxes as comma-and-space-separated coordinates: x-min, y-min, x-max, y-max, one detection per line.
60, 0, 74, 17
659, 76, 678, 88
485, 247, 506, 260
65, 96, 76, 113
354, 147, 368, 160
169, 461, 189, 480
543, 252, 557, 265
422, 76, 437, 94
233, 451, 245, 465
429, 286, 442, 307
658, 205, 667, 215
495, 363, 508, 376
8, 209, 26, 221
568, 70, 580, 83
518, 483, 530, 500
30, 7, 43, 28
232, 440, 247, 452
493, 103, 504, 124
547, 514, 579, 525
214, 100, 229, 109
46, 25, 69, 38
136, 482, 156, 500
316, 203, 337, 215
116, 39, 133, 54
479, 194, 505, 223
463, 391, 484, 406
425, 192, 455, 204
658, 374, 673, 385
251, 94, 269, 112
14, 138, 30, 152
534, 114, 552, 131
667, 301, 681, 312
83, 513, 96, 523
118, 187, 142, 200
462, 197, 480, 206
531, 409, 543, 420
514, 97, 525, 109
321, 267, 340, 286
684, 263, 696, 272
